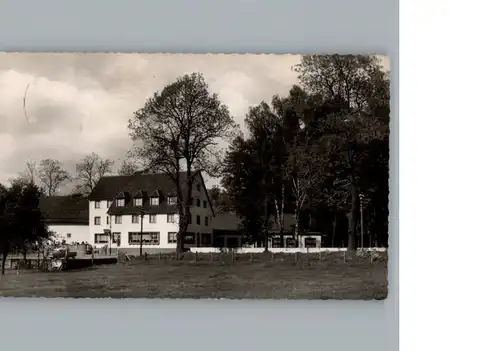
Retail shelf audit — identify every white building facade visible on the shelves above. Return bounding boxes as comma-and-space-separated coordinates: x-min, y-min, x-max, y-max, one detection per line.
48, 223, 89, 244
87, 172, 215, 253
39, 195, 90, 244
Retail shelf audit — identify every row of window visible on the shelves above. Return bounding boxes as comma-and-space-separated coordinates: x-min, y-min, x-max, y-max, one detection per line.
270, 237, 317, 248
94, 196, 209, 209
93, 214, 210, 226
94, 197, 175, 209
93, 232, 212, 245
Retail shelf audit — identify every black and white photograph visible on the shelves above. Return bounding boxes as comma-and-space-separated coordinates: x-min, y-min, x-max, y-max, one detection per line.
0, 53, 390, 299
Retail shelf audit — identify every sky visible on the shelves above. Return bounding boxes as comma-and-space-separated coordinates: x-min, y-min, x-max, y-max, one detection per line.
0, 53, 389, 191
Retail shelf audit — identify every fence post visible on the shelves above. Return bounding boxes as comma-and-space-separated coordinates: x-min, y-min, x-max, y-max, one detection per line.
294, 252, 298, 264
231, 250, 235, 263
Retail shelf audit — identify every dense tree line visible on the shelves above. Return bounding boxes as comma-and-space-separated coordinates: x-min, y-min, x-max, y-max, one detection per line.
0, 182, 49, 274
222, 55, 389, 250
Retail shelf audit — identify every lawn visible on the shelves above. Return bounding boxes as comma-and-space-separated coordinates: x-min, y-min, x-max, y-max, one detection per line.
0, 252, 388, 300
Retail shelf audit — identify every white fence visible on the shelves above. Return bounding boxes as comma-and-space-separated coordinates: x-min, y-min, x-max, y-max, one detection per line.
190, 247, 387, 254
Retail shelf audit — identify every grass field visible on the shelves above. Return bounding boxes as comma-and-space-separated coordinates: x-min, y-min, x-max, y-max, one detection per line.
0, 252, 388, 300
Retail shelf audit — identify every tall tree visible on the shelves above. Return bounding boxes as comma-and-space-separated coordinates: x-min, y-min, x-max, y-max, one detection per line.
0, 182, 49, 274
118, 158, 140, 176
285, 133, 323, 241
38, 159, 71, 196
222, 136, 266, 245
74, 153, 114, 195
11, 160, 38, 188
294, 54, 389, 251
129, 73, 237, 255
208, 185, 233, 214
270, 86, 323, 244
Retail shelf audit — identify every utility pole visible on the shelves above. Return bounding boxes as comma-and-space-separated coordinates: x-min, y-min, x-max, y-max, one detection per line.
139, 210, 145, 256
359, 193, 365, 249
109, 215, 112, 256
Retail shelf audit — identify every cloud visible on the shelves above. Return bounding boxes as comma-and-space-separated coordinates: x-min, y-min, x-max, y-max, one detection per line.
0, 53, 303, 187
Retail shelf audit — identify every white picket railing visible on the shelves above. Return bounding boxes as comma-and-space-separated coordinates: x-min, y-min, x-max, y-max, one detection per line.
190, 247, 387, 254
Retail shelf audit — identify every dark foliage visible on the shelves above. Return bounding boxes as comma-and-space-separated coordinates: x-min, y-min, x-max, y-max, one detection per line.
0, 182, 50, 274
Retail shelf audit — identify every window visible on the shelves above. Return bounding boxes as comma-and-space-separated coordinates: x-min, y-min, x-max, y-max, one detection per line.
94, 233, 108, 244
94, 216, 101, 225
112, 232, 121, 244
94, 201, 100, 209
132, 215, 139, 224
117, 198, 125, 207
201, 233, 211, 246
107, 200, 113, 208
66, 233, 71, 239
196, 198, 201, 207
196, 184, 201, 192
133, 198, 143, 206
227, 237, 239, 248
184, 233, 195, 244
196, 215, 201, 225
106, 216, 110, 225
150, 197, 159, 206
168, 232, 177, 243
204, 216, 209, 226
272, 237, 281, 248
167, 214, 175, 223
149, 214, 157, 223
115, 215, 122, 224
203, 200, 207, 208
304, 238, 317, 248
167, 196, 177, 205
128, 232, 160, 245
286, 238, 297, 248
214, 236, 224, 248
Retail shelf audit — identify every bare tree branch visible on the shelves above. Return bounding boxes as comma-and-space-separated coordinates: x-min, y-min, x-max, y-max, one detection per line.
74, 153, 114, 195
38, 159, 71, 196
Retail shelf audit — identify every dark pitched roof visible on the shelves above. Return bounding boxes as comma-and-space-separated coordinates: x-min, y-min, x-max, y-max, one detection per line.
107, 198, 178, 216
267, 214, 297, 232
39, 195, 88, 225
88, 172, 215, 216
88, 173, 181, 201
212, 212, 242, 231
213, 213, 316, 235
133, 190, 147, 198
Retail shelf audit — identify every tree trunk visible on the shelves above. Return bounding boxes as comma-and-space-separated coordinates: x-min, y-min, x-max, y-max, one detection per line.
274, 182, 286, 248
1, 246, 9, 275
176, 202, 187, 259
348, 180, 358, 252
332, 213, 337, 247
280, 183, 285, 247
175, 184, 186, 257
294, 206, 300, 247
279, 227, 284, 248
263, 194, 269, 251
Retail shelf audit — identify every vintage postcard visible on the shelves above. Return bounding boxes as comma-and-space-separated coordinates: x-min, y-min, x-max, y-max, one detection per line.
0, 53, 389, 299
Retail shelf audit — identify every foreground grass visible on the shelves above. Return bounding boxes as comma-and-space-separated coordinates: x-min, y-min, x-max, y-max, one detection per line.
0, 253, 388, 300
